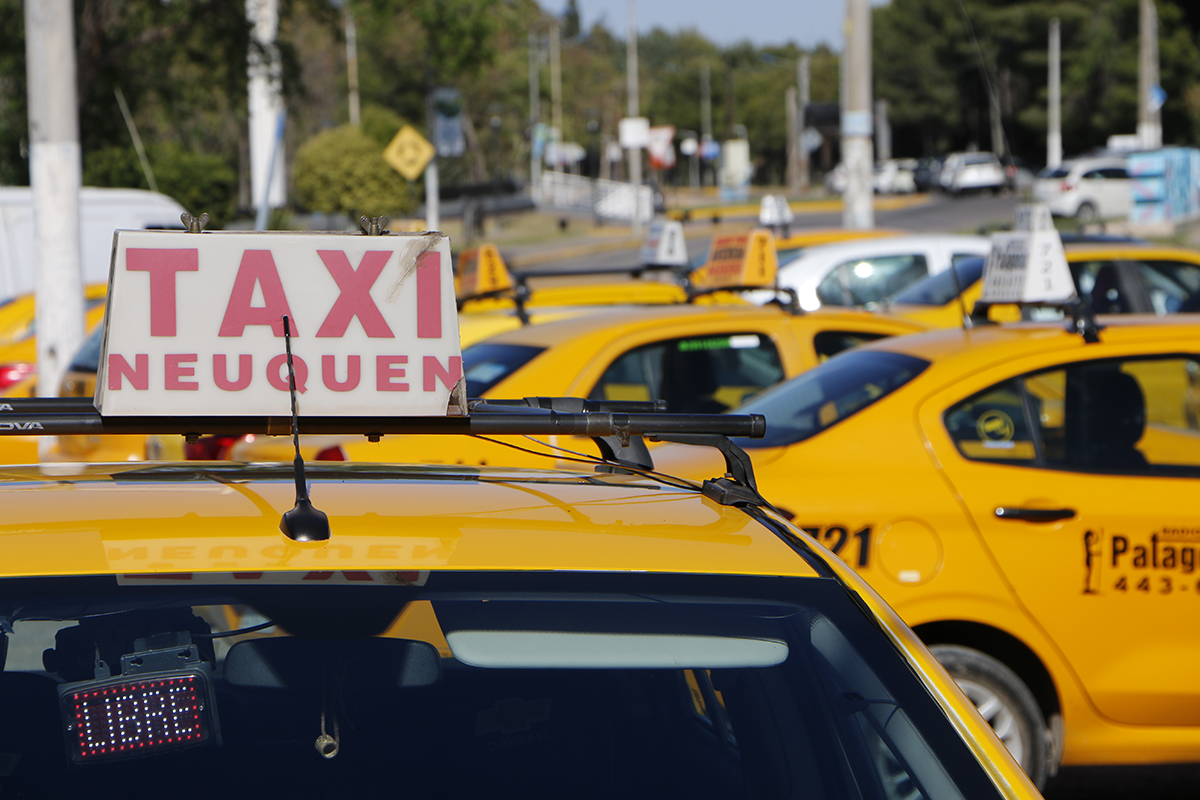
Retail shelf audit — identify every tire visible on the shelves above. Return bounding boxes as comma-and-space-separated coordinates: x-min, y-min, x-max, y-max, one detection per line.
929, 645, 1051, 788
1075, 202, 1098, 224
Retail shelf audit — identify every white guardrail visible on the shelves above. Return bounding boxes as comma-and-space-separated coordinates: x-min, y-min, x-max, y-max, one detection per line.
537, 172, 654, 223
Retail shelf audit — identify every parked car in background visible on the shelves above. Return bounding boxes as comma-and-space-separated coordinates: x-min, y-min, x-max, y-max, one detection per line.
768, 234, 992, 311
1033, 157, 1131, 222
940, 152, 1007, 195
874, 159, 918, 194
0, 187, 186, 299
914, 157, 944, 192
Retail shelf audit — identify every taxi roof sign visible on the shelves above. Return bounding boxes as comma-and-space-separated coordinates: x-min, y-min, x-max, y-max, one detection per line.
455, 244, 513, 300
638, 219, 689, 267
979, 203, 1076, 305
689, 229, 778, 291
95, 230, 463, 418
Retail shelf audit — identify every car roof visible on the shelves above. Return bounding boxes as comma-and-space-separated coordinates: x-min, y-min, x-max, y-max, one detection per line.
866, 314, 1200, 369
781, 233, 991, 267
0, 461, 818, 579
1061, 242, 1200, 263
472, 303, 923, 349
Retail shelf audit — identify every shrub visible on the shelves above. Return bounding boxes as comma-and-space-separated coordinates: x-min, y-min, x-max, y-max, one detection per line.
84, 143, 237, 228
292, 123, 415, 218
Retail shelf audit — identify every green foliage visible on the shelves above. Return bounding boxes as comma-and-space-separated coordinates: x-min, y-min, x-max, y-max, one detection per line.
360, 105, 408, 148
83, 143, 238, 228
292, 124, 415, 218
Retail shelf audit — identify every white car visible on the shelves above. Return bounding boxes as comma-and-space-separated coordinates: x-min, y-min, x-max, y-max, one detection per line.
939, 152, 1007, 194
1032, 156, 1131, 222
874, 159, 918, 194
767, 234, 992, 311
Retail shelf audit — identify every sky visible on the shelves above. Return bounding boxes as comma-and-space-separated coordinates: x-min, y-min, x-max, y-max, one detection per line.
569, 0, 890, 50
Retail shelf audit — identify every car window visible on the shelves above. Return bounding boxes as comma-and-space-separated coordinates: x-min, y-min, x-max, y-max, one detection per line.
1133, 260, 1200, 314
462, 343, 546, 396
69, 324, 106, 373
1098, 168, 1129, 179
891, 258, 985, 306
1037, 167, 1070, 179
945, 356, 1200, 475
589, 333, 784, 413
0, 574, 1002, 800
817, 255, 930, 308
736, 349, 930, 448
813, 330, 891, 362
1070, 260, 1133, 314
1081, 170, 1105, 180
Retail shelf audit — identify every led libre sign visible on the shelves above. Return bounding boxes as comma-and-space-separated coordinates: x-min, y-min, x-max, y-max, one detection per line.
61, 672, 215, 763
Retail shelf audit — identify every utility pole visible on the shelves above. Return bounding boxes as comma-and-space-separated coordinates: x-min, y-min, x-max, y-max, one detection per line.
24, 0, 85, 408
798, 55, 810, 192
626, 0, 642, 236
874, 100, 891, 162
842, 0, 874, 229
528, 29, 542, 199
550, 20, 563, 172
1047, 18, 1062, 168
786, 86, 799, 192
345, 8, 361, 126
1138, 0, 1162, 150
247, 0, 286, 219
700, 62, 712, 187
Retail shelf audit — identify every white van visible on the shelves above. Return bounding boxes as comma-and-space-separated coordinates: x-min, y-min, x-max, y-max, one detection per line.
0, 187, 186, 300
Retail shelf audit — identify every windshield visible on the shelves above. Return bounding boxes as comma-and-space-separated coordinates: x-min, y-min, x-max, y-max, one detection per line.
891, 258, 986, 306
735, 349, 930, 448
0, 571, 1001, 799
462, 342, 545, 396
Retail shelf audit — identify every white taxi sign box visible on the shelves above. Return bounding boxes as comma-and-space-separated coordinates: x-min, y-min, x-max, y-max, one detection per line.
979, 203, 1077, 304
638, 219, 688, 267
95, 231, 463, 418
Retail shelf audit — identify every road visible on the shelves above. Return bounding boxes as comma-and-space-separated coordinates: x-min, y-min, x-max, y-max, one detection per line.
509, 191, 1020, 272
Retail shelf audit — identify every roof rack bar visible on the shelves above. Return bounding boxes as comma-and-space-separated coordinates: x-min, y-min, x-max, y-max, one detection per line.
0, 402, 765, 439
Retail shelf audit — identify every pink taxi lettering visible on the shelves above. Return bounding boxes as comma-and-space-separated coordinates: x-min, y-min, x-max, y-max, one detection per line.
316, 251, 395, 338
214, 354, 253, 391
126, 248, 198, 336
267, 353, 308, 393
377, 355, 409, 391
164, 354, 199, 391
108, 354, 148, 390
423, 355, 462, 391
416, 251, 441, 338
322, 355, 361, 392
218, 250, 296, 337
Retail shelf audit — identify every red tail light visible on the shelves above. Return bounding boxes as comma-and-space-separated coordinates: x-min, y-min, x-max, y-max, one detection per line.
184, 435, 242, 460
316, 445, 347, 461
0, 362, 34, 391
1060, 181, 1074, 192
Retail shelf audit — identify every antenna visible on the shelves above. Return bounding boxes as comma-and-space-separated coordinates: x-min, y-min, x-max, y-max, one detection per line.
278, 315, 330, 542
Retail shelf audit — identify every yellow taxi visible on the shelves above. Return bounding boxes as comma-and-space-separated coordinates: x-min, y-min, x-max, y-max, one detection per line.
888, 241, 1200, 328
0, 283, 107, 391
657, 233, 1200, 787
229, 232, 926, 465
0, 226, 1042, 799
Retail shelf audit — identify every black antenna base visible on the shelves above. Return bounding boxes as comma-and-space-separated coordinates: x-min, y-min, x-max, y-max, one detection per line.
280, 496, 331, 542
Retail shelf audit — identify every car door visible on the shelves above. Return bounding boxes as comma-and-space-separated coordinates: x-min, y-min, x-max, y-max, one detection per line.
924, 350, 1200, 726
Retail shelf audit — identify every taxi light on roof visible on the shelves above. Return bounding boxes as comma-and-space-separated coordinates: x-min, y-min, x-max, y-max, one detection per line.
96, 230, 463, 418
978, 203, 1076, 305
61, 672, 215, 763
689, 228, 778, 291
455, 243, 513, 301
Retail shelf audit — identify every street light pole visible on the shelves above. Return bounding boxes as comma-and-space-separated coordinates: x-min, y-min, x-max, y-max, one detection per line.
798, 54, 810, 192
1047, 17, 1062, 168
842, 0, 874, 229
550, 19, 563, 172
529, 29, 541, 200
1137, 0, 1162, 149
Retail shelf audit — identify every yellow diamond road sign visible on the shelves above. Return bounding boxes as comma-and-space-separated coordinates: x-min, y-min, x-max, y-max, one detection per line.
384, 125, 435, 181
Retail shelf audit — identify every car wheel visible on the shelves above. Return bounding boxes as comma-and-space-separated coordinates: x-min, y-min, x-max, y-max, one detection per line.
929, 645, 1051, 788
1075, 202, 1098, 224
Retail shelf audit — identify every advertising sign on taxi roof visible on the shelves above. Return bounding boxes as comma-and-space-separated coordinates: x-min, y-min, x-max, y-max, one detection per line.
95, 231, 462, 417
689, 229, 778, 290
979, 203, 1076, 305
455, 243, 512, 300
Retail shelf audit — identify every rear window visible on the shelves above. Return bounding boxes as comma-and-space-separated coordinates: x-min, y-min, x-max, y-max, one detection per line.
735, 349, 930, 448
891, 258, 985, 307
462, 343, 545, 396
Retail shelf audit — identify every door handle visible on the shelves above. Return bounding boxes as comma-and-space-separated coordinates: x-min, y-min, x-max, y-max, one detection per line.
994, 507, 1076, 522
